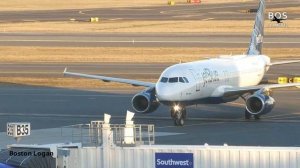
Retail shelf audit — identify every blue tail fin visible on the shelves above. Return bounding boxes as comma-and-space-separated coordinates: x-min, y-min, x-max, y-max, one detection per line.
247, 0, 265, 55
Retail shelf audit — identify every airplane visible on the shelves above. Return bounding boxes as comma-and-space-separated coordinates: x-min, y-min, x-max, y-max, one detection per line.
271, 16, 286, 23
64, 0, 300, 126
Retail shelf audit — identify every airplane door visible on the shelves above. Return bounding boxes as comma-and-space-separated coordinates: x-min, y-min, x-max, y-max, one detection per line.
189, 69, 201, 92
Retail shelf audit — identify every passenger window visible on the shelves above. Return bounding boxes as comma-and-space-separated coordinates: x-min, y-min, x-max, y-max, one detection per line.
183, 77, 189, 83
160, 77, 168, 83
179, 77, 185, 83
169, 77, 178, 83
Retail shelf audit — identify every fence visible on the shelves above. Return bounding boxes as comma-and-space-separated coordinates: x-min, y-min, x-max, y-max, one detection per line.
60, 121, 155, 147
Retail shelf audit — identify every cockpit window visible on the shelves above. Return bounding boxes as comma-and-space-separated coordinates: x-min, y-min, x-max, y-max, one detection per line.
160, 77, 188, 83
179, 77, 184, 83
183, 77, 189, 83
160, 77, 168, 83
169, 77, 178, 83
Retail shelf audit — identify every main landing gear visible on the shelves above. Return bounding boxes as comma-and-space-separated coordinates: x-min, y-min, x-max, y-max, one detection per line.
245, 110, 260, 120
171, 105, 186, 126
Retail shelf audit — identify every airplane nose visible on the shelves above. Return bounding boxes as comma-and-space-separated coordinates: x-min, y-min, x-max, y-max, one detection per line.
156, 84, 179, 101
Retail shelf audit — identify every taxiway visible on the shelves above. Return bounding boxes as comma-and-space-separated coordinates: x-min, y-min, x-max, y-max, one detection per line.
0, 63, 299, 146
0, 33, 299, 48
0, 0, 299, 22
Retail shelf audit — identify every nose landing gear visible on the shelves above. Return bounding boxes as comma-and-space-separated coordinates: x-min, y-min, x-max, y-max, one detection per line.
171, 105, 186, 126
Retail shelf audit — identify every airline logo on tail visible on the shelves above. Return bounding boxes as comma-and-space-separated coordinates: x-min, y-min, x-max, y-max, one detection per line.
256, 34, 263, 44
247, 0, 265, 55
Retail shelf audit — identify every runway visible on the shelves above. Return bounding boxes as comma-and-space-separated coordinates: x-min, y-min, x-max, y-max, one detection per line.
0, 0, 299, 22
0, 33, 300, 48
0, 63, 299, 146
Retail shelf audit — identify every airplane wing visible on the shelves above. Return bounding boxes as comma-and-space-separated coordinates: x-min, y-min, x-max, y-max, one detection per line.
268, 60, 300, 66
63, 68, 155, 87
223, 83, 300, 97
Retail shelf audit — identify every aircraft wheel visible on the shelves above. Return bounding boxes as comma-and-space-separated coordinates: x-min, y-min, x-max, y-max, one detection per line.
254, 115, 260, 120
245, 110, 252, 120
173, 110, 185, 126
182, 108, 187, 119
178, 118, 184, 126
174, 118, 184, 126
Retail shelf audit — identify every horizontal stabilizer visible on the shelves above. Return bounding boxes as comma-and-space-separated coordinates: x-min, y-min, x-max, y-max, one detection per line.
224, 82, 300, 97
269, 60, 300, 66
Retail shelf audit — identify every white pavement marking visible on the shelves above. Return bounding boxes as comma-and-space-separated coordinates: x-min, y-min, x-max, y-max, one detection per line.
22, 20, 38, 22
78, 10, 92, 15
156, 121, 226, 129
0, 113, 124, 118
0, 93, 131, 97
0, 39, 299, 44
263, 112, 300, 119
266, 115, 300, 120
0, 71, 159, 75
172, 14, 204, 18
109, 18, 123, 21
202, 18, 214, 21
160, 2, 300, 14
31, 99, 69, 102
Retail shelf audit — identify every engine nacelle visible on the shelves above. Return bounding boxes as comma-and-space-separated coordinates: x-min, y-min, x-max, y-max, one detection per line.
246, 93, 275, 115
131, 87, 160, 113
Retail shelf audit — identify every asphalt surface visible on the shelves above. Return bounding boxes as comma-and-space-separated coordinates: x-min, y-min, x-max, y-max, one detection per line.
0, 33, 299, 48
0, 63, 165, 80
0, 63, 299, 146
0, 0, 299, 147
0, 84, 300, 146
0, 62, 298, 79
0, 0, 299, 22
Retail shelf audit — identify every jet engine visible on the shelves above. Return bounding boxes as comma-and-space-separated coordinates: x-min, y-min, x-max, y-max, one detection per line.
246, 93, 275, 115
132, 87, 160, 113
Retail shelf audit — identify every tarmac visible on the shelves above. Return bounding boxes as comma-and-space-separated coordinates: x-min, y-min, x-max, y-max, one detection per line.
0, 0, 299, 22
0, 33, 299, 48
0, 63, 299, 147
0, 0, 299, 148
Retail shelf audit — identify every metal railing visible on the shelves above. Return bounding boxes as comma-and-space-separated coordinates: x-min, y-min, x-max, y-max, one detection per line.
61, 124, 102, 146
111, 124, 155, 146
60, 121, 155, 147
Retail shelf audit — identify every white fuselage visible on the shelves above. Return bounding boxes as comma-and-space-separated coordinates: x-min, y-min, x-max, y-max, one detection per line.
156, 55, 270, 104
